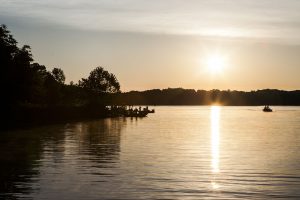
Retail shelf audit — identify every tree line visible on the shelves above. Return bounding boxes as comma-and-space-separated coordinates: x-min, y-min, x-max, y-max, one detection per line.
112, 88, 300, 106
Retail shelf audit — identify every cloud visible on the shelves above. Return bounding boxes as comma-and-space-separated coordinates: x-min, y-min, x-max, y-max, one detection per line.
1, 0, 300, 44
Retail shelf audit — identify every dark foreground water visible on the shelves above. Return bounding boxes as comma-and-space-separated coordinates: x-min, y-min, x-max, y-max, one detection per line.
1, 106, 300, 200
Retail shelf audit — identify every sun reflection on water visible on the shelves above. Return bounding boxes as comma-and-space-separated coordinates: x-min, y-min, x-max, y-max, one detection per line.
211, 106, 220, 173
211, 106, 220, 190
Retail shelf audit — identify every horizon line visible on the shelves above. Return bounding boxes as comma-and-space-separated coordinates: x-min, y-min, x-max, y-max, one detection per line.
122, 87, 300, 93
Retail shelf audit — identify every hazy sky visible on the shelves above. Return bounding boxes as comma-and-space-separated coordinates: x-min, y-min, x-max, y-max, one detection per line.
1, 0, 300, 91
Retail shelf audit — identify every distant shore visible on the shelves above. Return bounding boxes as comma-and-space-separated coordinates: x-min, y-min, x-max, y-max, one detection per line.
111, 88, 300, 106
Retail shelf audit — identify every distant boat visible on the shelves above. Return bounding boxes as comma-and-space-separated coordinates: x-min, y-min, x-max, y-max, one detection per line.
148, 109, 155, 113
123, 106, 155, 117
263, 106, 272, 112
124, 111, 148, 117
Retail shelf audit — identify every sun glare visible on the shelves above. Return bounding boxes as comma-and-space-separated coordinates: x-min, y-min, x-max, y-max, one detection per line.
206, 55, 226, 74
211, 106, 220, 173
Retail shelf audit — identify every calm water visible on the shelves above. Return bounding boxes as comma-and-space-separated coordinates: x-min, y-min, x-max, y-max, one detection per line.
1, 106, 300, 199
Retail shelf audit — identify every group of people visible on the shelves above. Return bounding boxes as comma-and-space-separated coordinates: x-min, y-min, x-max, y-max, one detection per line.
263, 105, 272, 112
127, 106, 150, 113
106, 105, 154, 117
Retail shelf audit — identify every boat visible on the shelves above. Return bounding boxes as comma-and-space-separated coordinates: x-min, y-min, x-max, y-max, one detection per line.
106, 105, 155, 117
263, 105, 272, 112
124, 110, 148, 117
123, 106, 155, 117
148, 109, 155, 113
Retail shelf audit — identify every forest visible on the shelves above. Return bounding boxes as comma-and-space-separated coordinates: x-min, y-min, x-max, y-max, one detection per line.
1, 25, 120, 128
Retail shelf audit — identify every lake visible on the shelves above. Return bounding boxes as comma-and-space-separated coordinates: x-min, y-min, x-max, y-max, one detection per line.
1, 106, 300, 199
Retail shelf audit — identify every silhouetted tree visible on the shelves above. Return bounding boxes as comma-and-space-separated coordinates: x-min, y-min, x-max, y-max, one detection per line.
0, 25, 34, 104
27, 63, 48, 103
51, 68, 65, 84
79, 66, 120, 93
43, 72, 62, 105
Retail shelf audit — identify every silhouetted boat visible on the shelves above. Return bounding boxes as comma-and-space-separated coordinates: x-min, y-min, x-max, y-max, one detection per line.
124, 111, 148, 117
148, 109, 155, 113
263, 106, 272, 112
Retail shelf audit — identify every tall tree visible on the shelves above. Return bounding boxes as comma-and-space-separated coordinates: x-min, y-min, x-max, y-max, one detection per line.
0, 25, 34, 104
79, 66, 120, 93
51, 68, 65, 84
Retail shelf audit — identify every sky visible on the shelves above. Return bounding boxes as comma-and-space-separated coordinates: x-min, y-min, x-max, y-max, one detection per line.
1, 0, 300, 91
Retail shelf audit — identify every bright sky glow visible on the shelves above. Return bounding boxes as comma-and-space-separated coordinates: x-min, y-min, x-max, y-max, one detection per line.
1, 0, 300, 91
206, 55, 226, 74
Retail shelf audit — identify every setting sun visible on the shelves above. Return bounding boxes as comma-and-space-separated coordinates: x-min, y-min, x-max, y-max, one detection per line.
206, 55, 226, 74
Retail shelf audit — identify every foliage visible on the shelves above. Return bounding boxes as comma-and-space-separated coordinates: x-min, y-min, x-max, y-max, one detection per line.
78, 66, 120, 93
51, 68, 65, 84
1, 24, 122, 127
1, 24, 33, 104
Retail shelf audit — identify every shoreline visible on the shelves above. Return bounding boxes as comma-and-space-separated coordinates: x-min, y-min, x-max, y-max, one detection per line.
2, 105, 298, 131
